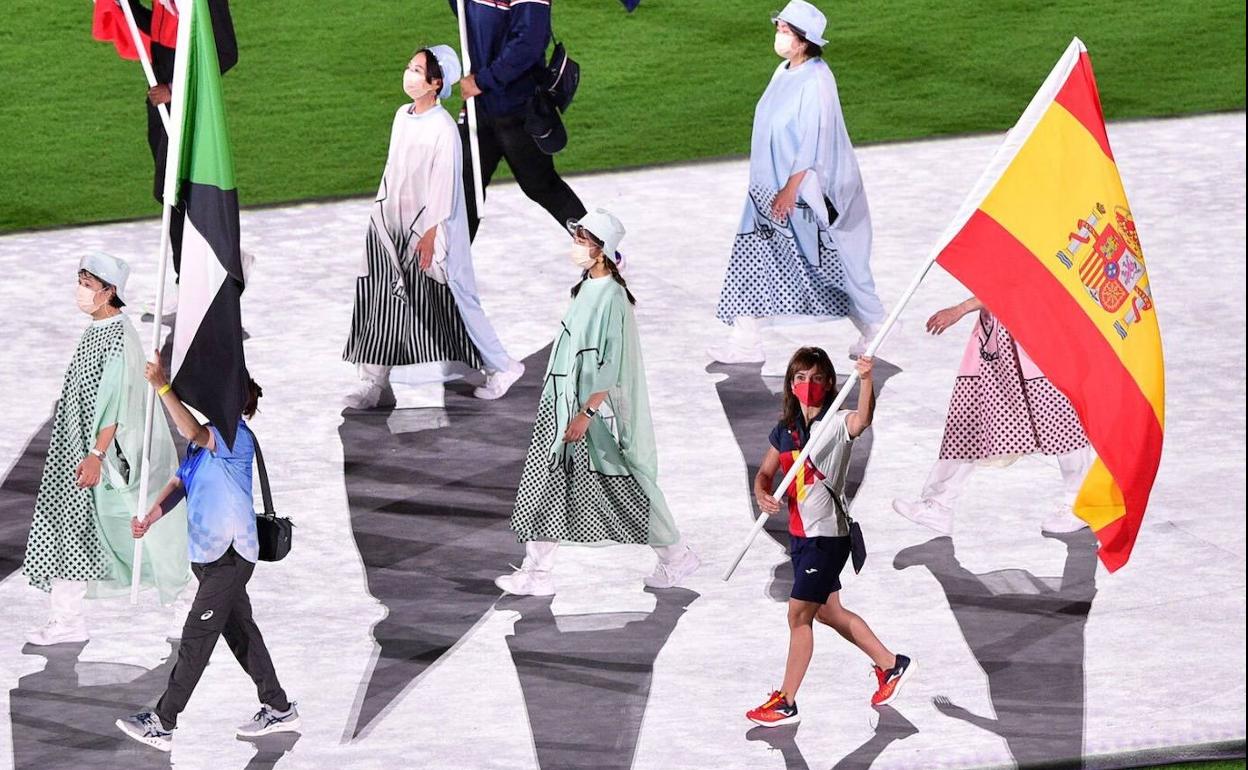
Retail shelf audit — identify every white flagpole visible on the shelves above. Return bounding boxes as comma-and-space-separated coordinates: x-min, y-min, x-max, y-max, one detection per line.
720, 251, 941, 582
130, 0, 193, 604
111, 0, 172, 132
455, 0, 487, 217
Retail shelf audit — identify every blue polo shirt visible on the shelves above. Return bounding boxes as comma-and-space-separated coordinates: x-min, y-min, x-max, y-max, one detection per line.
177, 420, 260, 564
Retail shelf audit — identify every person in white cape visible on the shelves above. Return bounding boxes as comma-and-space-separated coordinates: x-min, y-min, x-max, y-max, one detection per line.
343, 44, 524, 408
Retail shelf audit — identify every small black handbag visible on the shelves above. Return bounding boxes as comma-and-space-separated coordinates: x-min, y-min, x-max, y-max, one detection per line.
848, 516, 866, 574
250, 430, 293, 562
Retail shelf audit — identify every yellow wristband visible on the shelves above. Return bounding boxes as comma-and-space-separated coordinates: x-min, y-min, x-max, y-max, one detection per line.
157, 383, 172, 397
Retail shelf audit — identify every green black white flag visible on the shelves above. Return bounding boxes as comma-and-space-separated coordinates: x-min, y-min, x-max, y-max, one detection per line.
164, 0, 246, 449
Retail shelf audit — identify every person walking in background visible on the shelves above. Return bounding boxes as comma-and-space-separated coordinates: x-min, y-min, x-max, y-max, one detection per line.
127, 0, 237, 313
343, 45, 525, 409
711, 0, 886, 366
746, 347, 914, 728
23, 253, 190, 646
450, 0, 588, 241
496, 209, 700, 597
891, 297, 1093, 536
116, 364, 300, 752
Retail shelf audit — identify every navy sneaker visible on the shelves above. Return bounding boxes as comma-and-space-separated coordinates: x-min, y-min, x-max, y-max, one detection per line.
236, 702, 302, 737
115, 712, 173, 752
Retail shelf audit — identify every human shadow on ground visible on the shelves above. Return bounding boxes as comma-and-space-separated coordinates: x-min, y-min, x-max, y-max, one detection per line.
894, 530, 1099, 769
0, 411, 52, 584
10, 642, 302, 769
338, 347, 548, 740
745, 705, 919, 770
500, 587, 699, 770
710, 357, 902, 600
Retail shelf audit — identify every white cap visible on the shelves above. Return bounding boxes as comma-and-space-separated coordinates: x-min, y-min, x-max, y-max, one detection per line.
426, 45, 462, 101
773, 0, 828, 47
78, 252, 131, 304
567, 208, 626, 261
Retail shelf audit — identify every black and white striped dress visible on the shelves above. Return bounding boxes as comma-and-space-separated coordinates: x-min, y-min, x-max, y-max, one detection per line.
343, 222, 482, 369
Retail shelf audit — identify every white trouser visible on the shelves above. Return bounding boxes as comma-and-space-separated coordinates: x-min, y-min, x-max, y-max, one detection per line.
522, 539, 687, 572
358, 363, 391, 386
49, 579, 88, 625
729, 316, 763, 349
921, 446, 1094, 510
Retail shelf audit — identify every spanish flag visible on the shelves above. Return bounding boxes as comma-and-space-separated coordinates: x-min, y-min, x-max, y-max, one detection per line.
934, 39, 1164, 572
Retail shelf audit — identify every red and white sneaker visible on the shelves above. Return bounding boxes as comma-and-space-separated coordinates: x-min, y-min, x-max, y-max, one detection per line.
871, 654, 916, 706
746, 690, 800, 727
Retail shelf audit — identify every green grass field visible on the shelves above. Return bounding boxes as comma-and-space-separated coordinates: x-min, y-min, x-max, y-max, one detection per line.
0, 0, 1243, 232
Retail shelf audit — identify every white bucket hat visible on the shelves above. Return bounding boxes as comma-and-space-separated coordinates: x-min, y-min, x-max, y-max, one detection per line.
79, 251, 131, 304
772, 0, 828, 47
567, 208, 626, 261
426, 44, 462, 101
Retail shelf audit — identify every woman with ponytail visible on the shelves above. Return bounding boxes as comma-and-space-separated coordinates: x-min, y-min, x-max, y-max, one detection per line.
497, 209, 700, 596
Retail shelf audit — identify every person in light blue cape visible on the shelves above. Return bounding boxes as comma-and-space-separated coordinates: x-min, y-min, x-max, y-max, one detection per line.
497, 209, 700, 597
711, 0, 886, 366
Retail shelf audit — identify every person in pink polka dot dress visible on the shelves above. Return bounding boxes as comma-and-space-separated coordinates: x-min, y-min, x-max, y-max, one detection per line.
892, 296, 1093, 536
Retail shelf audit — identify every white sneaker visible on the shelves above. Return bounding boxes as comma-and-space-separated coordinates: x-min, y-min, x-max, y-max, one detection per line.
143, 292, 178, 318
708, 341, 765, 365
495, 567, 555, 597
891, 498, 954, 536
474, 360, 525, 400
26, 619, 89, 646
1041, 508, 1090, 534
644, 546, 701, 589
850, 322, 884, 358
343, 380, 384, 410
236, 703, 302, 737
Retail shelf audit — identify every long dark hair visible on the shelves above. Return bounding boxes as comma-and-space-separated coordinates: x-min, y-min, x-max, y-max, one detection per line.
569, 230, 636, 305
781, 346, 837, 430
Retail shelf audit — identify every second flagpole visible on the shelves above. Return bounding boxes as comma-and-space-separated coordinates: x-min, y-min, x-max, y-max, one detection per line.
455, 0, 487, 218
129, 0, 194, 605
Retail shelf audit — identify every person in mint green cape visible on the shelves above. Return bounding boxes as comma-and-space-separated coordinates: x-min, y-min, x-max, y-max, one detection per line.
497, 209, 701, 597
23, 253, 190, 647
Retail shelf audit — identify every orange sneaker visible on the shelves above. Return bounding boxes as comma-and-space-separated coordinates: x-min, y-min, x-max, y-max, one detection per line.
871, 654, 915, 706
746, 690, 800, 727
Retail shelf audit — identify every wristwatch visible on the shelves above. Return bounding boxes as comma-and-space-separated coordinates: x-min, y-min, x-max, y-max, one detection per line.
583, 406, 598, 418
88, 448, 106, 460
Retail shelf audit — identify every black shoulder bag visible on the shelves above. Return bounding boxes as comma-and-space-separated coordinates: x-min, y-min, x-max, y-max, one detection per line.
250, 430, 294, 562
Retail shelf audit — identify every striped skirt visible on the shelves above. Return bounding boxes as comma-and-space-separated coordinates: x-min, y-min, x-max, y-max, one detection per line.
343, 225, 483, 370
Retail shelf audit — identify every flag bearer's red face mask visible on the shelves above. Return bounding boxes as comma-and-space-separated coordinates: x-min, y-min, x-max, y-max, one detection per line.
792, 374, 827, 407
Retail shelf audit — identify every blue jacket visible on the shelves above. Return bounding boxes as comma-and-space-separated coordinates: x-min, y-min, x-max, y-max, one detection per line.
449, 0, 552, 118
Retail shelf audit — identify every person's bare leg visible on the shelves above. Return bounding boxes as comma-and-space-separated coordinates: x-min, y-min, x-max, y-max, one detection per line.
781, 600, 820, 700
816, 593, 895, 670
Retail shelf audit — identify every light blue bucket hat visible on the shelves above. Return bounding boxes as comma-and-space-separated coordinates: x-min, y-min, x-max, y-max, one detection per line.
772, 0, 828, 47
426, 44, 462, 101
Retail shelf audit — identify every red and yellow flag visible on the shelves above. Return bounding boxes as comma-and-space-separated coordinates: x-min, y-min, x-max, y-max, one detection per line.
934, 39, 1164, 572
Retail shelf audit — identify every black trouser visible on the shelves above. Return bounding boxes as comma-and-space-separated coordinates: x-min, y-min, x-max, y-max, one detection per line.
146, 101, 186, 277
155, 547, 288, 728
460, 111, 586, 242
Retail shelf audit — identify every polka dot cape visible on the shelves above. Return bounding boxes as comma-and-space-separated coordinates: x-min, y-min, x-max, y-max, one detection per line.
716, 184, 852, 325
511, 396, 651, 545
938, 316, 1090, 461
22, 321, 124, 592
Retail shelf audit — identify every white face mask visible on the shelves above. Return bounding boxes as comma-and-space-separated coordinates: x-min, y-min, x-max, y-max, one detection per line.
569, 242, 598, 270
76, 284, 106, 315
774, 30, 799, 59
403, 69, 435, 101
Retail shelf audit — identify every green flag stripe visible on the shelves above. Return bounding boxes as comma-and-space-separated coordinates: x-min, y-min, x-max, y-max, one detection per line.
175, 0, 235, 192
